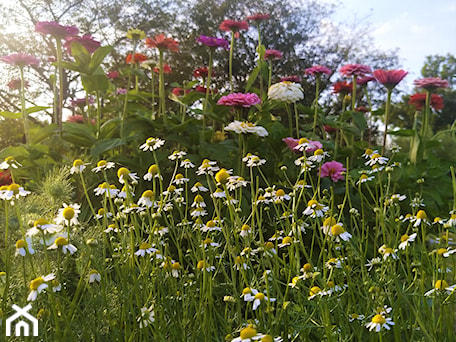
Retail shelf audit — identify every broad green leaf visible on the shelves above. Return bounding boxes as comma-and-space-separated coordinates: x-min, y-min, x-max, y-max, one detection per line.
245, 65, 260, 92
26, 106, 50, 114
89, 46, 113, 72
388, 129, 415, 136
91, 138, 126, 156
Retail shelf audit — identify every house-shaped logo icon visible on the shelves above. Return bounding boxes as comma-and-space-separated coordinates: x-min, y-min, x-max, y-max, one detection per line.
5, 304, 38, 337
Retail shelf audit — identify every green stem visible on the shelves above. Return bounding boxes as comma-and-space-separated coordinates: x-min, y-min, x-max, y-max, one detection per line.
56, 39, 65, 139
351, 75, 357, 111
19, 67, 30, 144
382, 89, 392, 155
158, 50, 167, 123
229, 32, 235, 92
312, 77, 320, 134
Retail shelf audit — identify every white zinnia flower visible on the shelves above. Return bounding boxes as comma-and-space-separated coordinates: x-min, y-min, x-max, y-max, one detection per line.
268, 81, 304, 103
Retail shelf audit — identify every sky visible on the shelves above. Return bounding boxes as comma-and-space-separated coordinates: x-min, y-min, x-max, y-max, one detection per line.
325, 0, 456, 91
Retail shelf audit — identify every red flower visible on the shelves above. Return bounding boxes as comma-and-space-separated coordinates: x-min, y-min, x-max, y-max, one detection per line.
332, 81, 352, 95
324, 125, 338, 133
219, 19, 249, 32
35, 21, 79, 39
319, 161, 345, 182
153, 64, 172, 74
373, 69, 408, 90
145, 34, 179, 52
217, 93, 261, 107
126, 53, 148, 64
413, 77, 449, 91
264, 49, 283, 60
305, 65, 331, 76
409, 93, 444, 111
172, 87, 190, 96
0, 169, 12, 186
246, 13, 270, 22
193, 67, 211, 78
64, 34, 101, 54
339, 64, 372, 77
66, 115, 96, 124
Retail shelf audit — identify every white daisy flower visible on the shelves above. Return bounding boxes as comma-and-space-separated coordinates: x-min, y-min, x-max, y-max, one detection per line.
139, 137, 165, 151
70, 159, 90, 174
268, 81, 304, 103
168, 150, 187, 161
27, 273, 56, 301
0, 156, 22, 169
91, 159, 115, 173
134, 242, 157, 257
398, 233, 417, 250
47, 237, 77, 255
55, 203, 81, 226
365, 314, 395, 332
15, 239, 34, 257
88, 269, 101, 283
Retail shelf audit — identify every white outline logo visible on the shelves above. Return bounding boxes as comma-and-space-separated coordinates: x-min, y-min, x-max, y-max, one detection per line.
5, 304, 38, 336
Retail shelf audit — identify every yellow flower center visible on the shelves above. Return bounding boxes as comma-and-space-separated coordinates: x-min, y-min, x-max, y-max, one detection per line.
372, 314, 386, 324
282, 236, 293, 245
148, 164, 159, 175
298, 138, 309, 144
435, 279, 449, 290
139, 242, 151, 250
7, 183, 19, 194
254, 292, 265, 300
206, 220, 216, 228
97, 160, 107, 167
197, 260, 206, 270
400, 234, 409, 242
117, 167, 130, 178
203, 238, 213, 245
370, 153, 381, 160
142, 190, 154, 199
314, 149, 324, 156
416, 210, 427, 220
54, 237, 68, 247
307, 199, 318, 207
240, 325, 257, 339
62, 207, 75, 220
34, 218, 49, 227
331, 224, 345, 236
72, 159, 84, 167
215, 168, 230, 184
451, 214, 456, 220
276, 189, 285, 197
364, 148, 373, 156
437, 248, 447, 255
167, 185, 176, 192
175, 173, 184, 180
327, 281, 335, 288
265, 241, 274, 250
309, 286, 321, 296
323, 217, 336, 227
97, 208, 105, 215
241, 224, 250, 231
5, 156, 15, 163
235, 256, 243, 264
360, 174, 368, 180
16, 240, 26, 249
30, 277, 45, 291
261, 335, 273, 342
172, 262, 181, 270
242, 287, 251, 295
194, 194, 204, 203
303, 263, 312, 272
383, 247, 394, 255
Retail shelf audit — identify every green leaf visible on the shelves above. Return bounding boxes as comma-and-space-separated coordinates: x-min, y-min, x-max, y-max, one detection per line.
245, 65, 260, 92
91, 138, 126, 156
0, 111, 21, 119
26, 106, 50, 114
89, 46, 113, 72
352, 111, 367, 132
388, 129, 415, 136
70, 42, 91, 70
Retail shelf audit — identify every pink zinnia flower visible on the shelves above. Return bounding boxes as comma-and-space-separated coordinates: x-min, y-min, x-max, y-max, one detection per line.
264, 49, 283, 60
1, 53, 39, 68
66, 115, 95, 124
356, 76, 375, 85
339, 64, 372, 78
305, 65, 332, 76
246, 14, 270, 22
283, 137, 322, 154
219, 19, 249, 32
413, 77, 449, 91
64, 34, 101, 54
280, 75, 302, 83
35, 21, 79, 39
319, 161, 345, 182
7, 78, 28, 90
196, 35, 230, 50
373, 69, 408, 90
217, 93, 261, 107
409, 93, 444, 111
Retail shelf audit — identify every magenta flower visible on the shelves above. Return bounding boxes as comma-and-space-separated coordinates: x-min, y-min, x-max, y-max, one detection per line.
305, 65, 331, 76
356, 76, 375, 85
107, 71, 119, 79
196, 35, 230, 50
70, 97, 95, 107
264, 49, 283, 60
64, 34, 101, 54
319, 161, 345, 182
35, 21, 79, 39
8, 78, 28, 90
413, 77, 449, 91
219, 19, 249, 32
280, 75, 302, 83
1, 53, 39, 68
340, 64, 372, 78
373, 69, 408, 90
217, 93, 261, 107
283, 137, 322, 154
